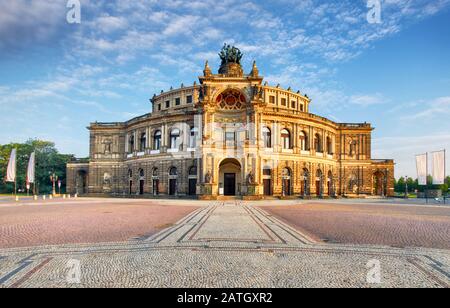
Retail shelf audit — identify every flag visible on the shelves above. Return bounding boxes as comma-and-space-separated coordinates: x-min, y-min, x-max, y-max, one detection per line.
27, 152, 35, 184
6, 149, 17, 183
416, 154, 428, 186
432, 150, 446, 185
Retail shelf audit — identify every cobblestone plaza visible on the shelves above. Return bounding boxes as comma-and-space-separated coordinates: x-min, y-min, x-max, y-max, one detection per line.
0, 198, 449, 288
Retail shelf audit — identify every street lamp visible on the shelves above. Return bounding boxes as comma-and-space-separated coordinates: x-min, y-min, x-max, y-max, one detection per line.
50, 173, 58, 196
405, 176, 409, 199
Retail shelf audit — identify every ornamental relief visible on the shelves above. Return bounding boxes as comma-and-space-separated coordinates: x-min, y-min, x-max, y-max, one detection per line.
347, 138, 359, 157
96, 135, 117, 155
214, 115, 246, 124
216, 89, 247, 111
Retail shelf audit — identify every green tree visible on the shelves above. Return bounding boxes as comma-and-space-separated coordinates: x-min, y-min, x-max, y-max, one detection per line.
406, 177, 417, 192
0, 140, 74, 194
445, 176, 450, 194
395, 177, 406, 193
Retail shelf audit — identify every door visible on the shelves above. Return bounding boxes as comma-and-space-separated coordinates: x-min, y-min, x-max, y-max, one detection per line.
316, 180, 321, 196
139, 180, 144, 195
224, 173, 236, 196
283, 179, 291, 196
263, 179, 272, 196
153, 179, 159, 196
169, 179, 177, 196
189, 179, 197, 196
129, 181, 133, 195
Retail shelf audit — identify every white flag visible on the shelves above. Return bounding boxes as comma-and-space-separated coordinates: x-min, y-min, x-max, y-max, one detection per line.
432, 150, 446, 185
416, 154, 428, 186
6, 149, 17, 183
27, 152, 35, 184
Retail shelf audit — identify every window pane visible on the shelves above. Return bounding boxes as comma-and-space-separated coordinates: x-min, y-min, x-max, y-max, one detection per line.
190, 128, 198, 148
154, 131, 161, 150
225, 132, 235, 142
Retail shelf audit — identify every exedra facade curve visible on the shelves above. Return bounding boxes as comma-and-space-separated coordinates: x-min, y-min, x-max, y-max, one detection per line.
67, 45, 395, 200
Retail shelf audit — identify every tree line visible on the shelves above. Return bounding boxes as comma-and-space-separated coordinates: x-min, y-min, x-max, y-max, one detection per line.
0, 140, 75, 194
395, 176, 450, 194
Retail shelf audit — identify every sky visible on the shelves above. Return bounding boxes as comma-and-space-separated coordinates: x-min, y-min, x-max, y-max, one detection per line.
0, 0, 449, 178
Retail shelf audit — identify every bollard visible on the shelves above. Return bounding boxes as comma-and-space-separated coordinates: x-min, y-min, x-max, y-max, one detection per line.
49, 195, 53, 200
43, 195, 46, 201
63, 195, 66, 199
34, 195, 38, 201
68, 194, 71, 199
75, 194, 78, 199
15, 196, 19, 202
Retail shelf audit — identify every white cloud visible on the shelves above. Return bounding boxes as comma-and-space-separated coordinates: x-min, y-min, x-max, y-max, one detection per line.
162, 15, 201, 36
93, 15, 128, 33
349, 94, 386, 107
0, 0, 66, 50
400, 97, 450, 120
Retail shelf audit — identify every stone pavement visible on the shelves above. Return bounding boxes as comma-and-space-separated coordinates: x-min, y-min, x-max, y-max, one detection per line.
0, 199, 200, 249
262, 202, 450, 250
0, 201, 449, 288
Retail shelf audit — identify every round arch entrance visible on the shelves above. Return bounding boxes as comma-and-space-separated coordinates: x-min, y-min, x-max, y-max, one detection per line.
373, 171, 386, 196
219, 158, 242, 196
76, 170, 88, 195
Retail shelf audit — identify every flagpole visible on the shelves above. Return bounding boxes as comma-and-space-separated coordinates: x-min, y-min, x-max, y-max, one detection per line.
14, 150, 17, 197
425, 152, 430, 204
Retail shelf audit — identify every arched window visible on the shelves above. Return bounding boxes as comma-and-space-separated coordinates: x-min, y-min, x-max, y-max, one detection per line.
314, 134, 322, 153
139, 169, 145, 178
281, 129, 291, 149
152, 168, 159, 177
316, 169, 324, 196
299, 131, 308, 151
282, 168, 291, 178
170, 128, 180, 150
302, 168, 310, 196
129, 135, 135, 153
327, 137, 333, 155
189, 127, 198, 148
282, 168, 292, 196
128, 169, 133, 179
139, 132, 146, 151
169, 167, 178, 176
189, 166, 197, 176
262, 127, 272, 148
316, 169, 323, 179
153, 130, 161, 150
328, 171, 334, 196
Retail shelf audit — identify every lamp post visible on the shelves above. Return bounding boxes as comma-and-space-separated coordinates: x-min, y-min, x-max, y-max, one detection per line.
405, 176, 409, 199
50, 173, 58, 196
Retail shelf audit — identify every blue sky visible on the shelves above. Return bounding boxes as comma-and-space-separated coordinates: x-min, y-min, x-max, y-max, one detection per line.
0, 0, 449, 178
